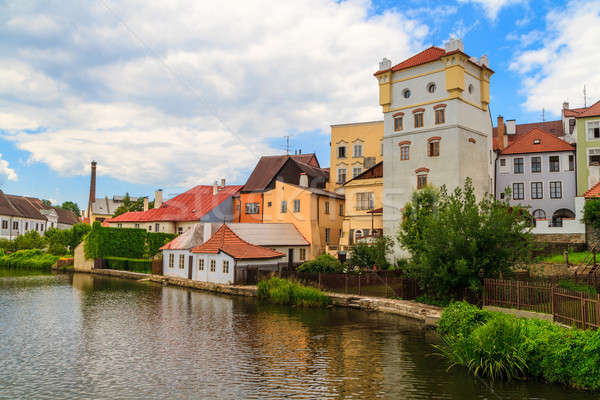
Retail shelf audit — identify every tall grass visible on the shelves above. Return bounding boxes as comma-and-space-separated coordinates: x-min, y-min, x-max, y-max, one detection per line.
257, 277, 330, 308
436, 302, 600, 390
0, 249, 59, 270
536, 251, 588, 264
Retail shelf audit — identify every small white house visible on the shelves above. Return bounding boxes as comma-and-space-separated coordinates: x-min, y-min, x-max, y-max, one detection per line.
161, 224, 206, 280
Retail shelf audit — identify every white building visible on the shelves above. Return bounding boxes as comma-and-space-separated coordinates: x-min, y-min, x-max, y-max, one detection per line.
374, 39, 494, 257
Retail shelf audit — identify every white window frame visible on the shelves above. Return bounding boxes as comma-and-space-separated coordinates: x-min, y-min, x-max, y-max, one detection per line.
168, 254, 174, 268
587, 147, 600, 166
586, 120, 600, 141
210, 259, 216, 272
178, 254, 185, 269
337, 168, 347, 184
353, 143, 363, 158
198, 258, 204, 271
222, 260, 229, 274
352, 166, 362, 178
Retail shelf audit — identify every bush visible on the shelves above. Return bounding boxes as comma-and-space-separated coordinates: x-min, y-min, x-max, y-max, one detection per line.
436, 302, 600, 390
103, 256, 153, 273
297, 254, 343, 273
558, 279, 597, 295
257, 277, 330, 307
347, 236, 393, 270
48, 242, 68, 256
13, 230, 46, 250
0, 249, 59, 270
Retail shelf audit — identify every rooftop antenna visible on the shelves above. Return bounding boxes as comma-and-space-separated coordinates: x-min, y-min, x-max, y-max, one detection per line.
284, 135, 290, 155
584, 85, 588, 107
541, 108, 545, 122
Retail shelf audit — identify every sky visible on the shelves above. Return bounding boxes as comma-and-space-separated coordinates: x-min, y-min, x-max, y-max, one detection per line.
1, 0, 599, 212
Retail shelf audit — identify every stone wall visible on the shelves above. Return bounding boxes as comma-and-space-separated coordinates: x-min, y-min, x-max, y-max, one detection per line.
73, 242, 94, 271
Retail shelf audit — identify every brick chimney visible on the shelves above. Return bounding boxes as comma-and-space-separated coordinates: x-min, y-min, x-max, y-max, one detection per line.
143, 197, 149, 212
496, 116, 505, 151
213, 181, 218, 195
87, 161, 97, 218
154, 189, 163, 209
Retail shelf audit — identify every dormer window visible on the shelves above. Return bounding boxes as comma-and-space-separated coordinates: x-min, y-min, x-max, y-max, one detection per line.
533, 139, 541, 144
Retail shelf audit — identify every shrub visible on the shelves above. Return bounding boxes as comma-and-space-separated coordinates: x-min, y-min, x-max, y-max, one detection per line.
437, 301, 494, 337
103, 256, 153, 273
297, 254, 343, 273
13, 230, 46, 250
0, 249, 59, 270
48, 242, 68, 256
558, 280, 597, 295
347, 236, 393, 270
257, 277, 330, 307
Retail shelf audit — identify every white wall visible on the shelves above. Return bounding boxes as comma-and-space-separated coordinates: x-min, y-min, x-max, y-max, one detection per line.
0, 216, 47, 240
193, 252, 235, 285
163, 250, 193, 279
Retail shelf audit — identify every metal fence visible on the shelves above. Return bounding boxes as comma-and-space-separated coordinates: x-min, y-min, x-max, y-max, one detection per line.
484, 278, 600, 330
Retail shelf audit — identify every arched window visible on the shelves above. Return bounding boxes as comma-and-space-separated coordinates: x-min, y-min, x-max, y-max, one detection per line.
532, 209, 546, 227
551, 209, 575, 227
355, 230, 363, 240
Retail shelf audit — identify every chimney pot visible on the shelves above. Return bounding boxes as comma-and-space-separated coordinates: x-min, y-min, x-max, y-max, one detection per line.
154, 189, 163, 209
444, 38, 464, 53
563, 101, 570, 110
221, 178, 226, 187
213, 181, 218, 195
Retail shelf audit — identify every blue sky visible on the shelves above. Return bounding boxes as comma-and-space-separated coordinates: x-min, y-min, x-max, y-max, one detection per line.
1, 0, 598, 212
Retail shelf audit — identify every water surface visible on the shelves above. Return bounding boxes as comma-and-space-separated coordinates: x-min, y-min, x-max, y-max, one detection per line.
0, 270, 596, 399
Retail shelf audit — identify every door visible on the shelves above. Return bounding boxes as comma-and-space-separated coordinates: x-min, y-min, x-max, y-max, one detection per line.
188, 256, 194, 280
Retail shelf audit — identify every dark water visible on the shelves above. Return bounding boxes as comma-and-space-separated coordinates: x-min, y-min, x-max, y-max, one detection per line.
0, 270, 597, 399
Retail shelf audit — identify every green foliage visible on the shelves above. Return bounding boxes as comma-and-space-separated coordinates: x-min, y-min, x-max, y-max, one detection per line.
0, 249, 59, 270
297, 254, 343, 273
0, 238, 15, 252
558, 280, 597, 295
113, 193, 149, 217
536, 250, 588, 264
45, 223, 91, 253
257, 277, 330, 307
41, 199, 52, 207
437, 302, 600, 389
84, 223, 175, 260
60, 201, 81, 217
583, 198, 600, 230
48, 242, 68, 256
415, 296, 450, 307
347, 236, 392, 270
13, 230, 46, 250
104, 256, 153, 273
398, 178, 533, 301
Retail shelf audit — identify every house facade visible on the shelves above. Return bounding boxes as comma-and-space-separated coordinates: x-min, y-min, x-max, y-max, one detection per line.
375, 39, 494, 256
329, 121, 383, 193
340, 161, 383, 250
495, 128, 579, 229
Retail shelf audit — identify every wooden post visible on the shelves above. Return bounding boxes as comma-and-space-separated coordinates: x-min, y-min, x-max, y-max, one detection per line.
581, 291, 587, 329
551, 285, 555, 321
597, 293, 600, 329
516, 280, 521, 310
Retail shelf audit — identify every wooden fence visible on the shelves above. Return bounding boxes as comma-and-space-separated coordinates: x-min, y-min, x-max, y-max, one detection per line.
484, 278, 600, 330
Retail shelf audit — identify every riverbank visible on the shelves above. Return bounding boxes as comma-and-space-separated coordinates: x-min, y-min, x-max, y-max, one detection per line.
81, 268, 442, 327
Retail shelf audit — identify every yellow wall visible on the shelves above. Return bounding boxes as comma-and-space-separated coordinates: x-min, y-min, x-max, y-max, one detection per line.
89, 213, 112, 224
340, 177, 383, 249
263, 181, 344, 259
329, 121, 384, 192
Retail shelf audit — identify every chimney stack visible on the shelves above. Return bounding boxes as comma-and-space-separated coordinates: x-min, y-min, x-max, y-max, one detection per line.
299, 172, 308, 188
154, 189, 163, 209
143, 197, 149, 212
87, 161, 97, 217
221, 178, 226, 188
506, 119, 516, 135
497, 116, 505, 151
213, 181, 218, 195
563, 101, 570, 110
379, 57, 391, 71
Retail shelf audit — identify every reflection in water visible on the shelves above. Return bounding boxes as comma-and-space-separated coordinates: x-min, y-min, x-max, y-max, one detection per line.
0, 270, 597, 400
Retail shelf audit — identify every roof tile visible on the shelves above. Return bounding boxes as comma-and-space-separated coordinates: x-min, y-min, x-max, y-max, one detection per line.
500, 128, 574, 155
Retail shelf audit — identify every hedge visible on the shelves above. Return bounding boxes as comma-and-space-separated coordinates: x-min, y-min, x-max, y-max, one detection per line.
84, 223, 175, 260
103, 256, 153, 273
0, 249, 60, 270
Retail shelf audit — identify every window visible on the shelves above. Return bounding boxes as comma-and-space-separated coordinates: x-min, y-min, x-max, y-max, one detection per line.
13, 221, 18, 230
210, 259, 216, 272
427, 82, 436, 93
550, 181, 562, 199
134, 223, 140, 229
417, 174, 427, 189
403, 89, 411, 98
352, 167, 362, 178
223, 260, 229, 274
512, 183, 524, 200
514, 158, 524, 174
337, 168, 347, 184
324, 201, 330, 214
245, 203, 260, 214
587, 121, 600, 140
531, 157, 541, 173
293, 199, 300, 213
589, 148, 600, 165
117, 223, 122, 228
339, 204, 344, 216
179, 254, 185, 269
155, 223, 160, 232
148, 225, 152, 231
531, 182, 543, 199
267, 201, 272, 207
435, 109, 445, 124
428, 141, 439, 157
36, 223, 39, 231
400, 145, 410, 160
25, 222, 28, 231
549, 156, 560, 172
325, 228, 331, 243
198, 258, 204, 271
500, 159, 506, 167
353, 143, 363, 157
299, 248, 306, 261
569, 155, 575, 171
414, 113, 424, 128
168, 254, 174, 268
533, 209, 546, 220
468, 84, 474, 94
338, 146, 346, 158
281, 201, 287, 213
178, 227, 183, 234
1, 220, 7, 229
356, 192, 374, 210
394, 116, 403, 131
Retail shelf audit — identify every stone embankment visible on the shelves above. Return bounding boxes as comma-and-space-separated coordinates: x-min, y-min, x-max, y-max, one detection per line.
80, 269, 442, 327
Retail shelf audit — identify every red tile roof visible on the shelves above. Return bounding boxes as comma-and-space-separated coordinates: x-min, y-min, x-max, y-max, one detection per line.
493, 120, 564, 151
563, 101, 600, 118
191, 224, 284, 260
374, 47, 446, 75
107, 185, 242, 223
500, 128, 574, 155
584, 182, 600, 199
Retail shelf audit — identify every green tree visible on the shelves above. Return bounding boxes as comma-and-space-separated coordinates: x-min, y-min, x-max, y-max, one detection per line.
398, 178, 533, 301
60, 201, 81, 217
13, 231, 46, 250
347, 236, 393, 270
297, 254, 343, 273
41, 199, 52, 207
113, 193, 148, 217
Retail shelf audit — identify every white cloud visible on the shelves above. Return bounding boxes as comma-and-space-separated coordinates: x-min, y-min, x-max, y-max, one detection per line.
0, 154, 18, 182
0, 0, 427, 186
458, 0, 526, 20
509, 1, 600, 114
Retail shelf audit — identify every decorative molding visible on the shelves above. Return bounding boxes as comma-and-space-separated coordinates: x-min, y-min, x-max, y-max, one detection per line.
398, 140, 411, 146
427, 136, 442, 142
415, 167, 430, 174
390, 68, 445, 84
387, 96, 452, 113
382, 123, 489, 140
433, 103, 447, 109
413, 108, 425, 114
468, 138, 476, 144
392, 112, 404, 117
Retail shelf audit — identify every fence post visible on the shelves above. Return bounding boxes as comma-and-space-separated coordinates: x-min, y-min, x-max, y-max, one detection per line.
551, 285, 555, 320
318, 272, 321, 290
581, 291, 587, 329
597, 293, 600, 329
516, 280, 521, 310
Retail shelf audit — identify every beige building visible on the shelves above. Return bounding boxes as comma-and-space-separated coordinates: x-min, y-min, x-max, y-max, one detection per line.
329, 121, 384, 193
340, 162, 383, 251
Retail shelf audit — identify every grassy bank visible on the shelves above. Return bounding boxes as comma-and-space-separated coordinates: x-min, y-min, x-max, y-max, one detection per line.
437, 302, 600, 390
0, 249, 60, 270
536, 251, 588, 264
257, 277, 330, 308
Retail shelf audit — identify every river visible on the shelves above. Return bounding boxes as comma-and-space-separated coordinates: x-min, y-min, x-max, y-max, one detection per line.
0, 270, 596, 399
